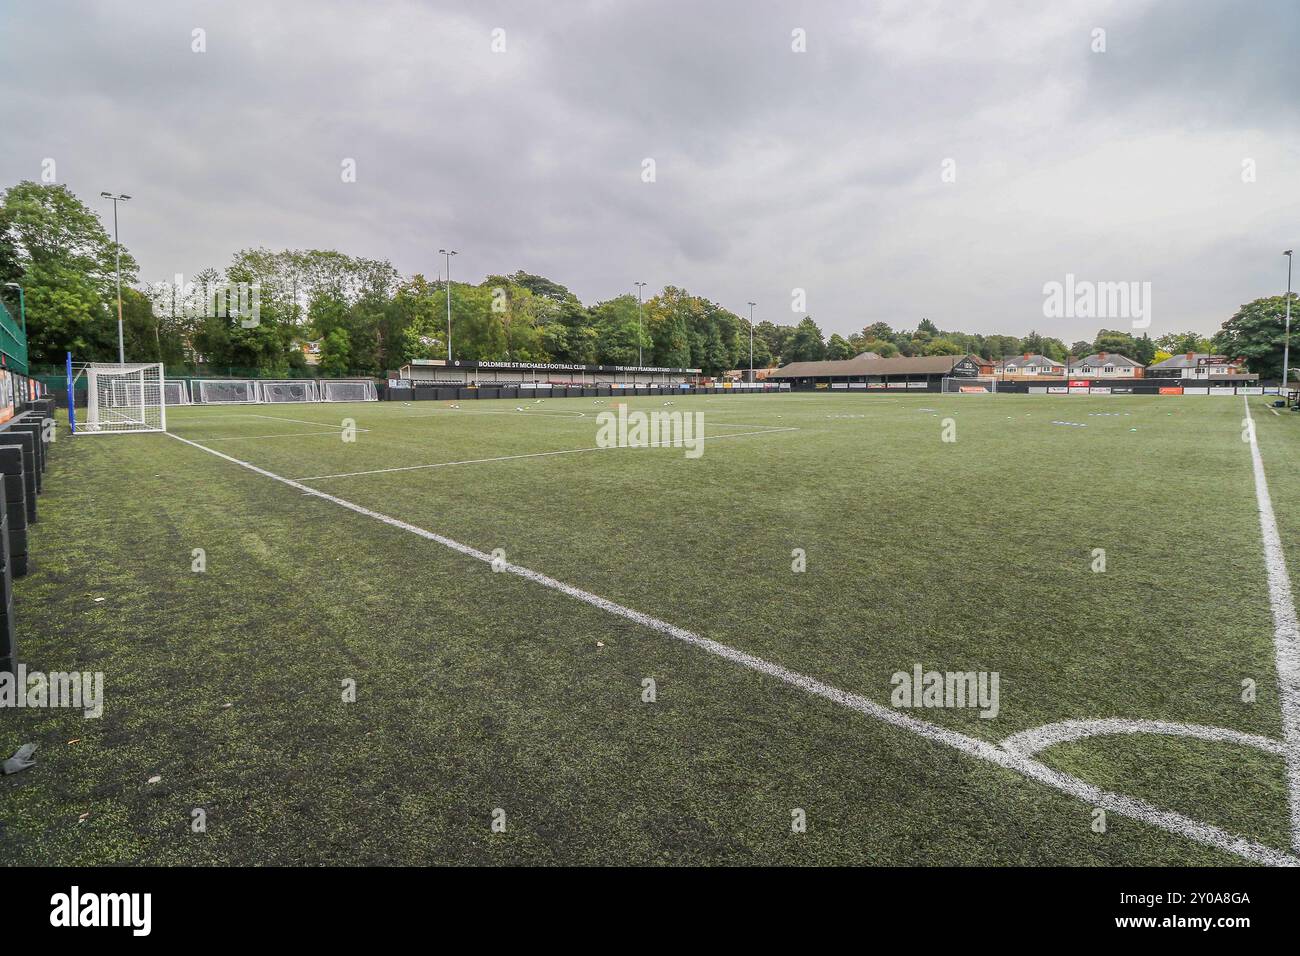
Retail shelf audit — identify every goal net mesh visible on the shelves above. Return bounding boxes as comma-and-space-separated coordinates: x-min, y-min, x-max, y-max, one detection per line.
84, 363, 166, 433
321, 380, 378, 402
941, 376, 997, 394
163, 380, 191, 405
259, 380, 319, 403
194, 379, 259, 404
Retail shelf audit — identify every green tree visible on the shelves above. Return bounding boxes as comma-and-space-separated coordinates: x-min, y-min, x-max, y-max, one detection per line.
319, 327, 351, 376
825, 333, 854, 360
1155, 330, 1213, 354
923, 337, 964, 356
1213, 294, 1297, 381
591, 294, 649, 365
1, 181, 137, 363
785, 317, 826, 363
1092, 328, 1139, 359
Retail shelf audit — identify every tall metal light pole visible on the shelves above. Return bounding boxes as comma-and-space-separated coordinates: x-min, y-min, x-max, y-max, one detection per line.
634, 281, 647, 367
100, 192, 131, 363
439, 249, 457, 361
1284, 250, 1293, 391
747, 301, 756, 383
2, 282, 24, 334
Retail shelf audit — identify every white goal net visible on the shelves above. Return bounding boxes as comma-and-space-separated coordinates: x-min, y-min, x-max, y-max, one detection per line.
321, 380, 378, 402
163, 380, 191, 405
194, 379, 259, 404
941, 376, 997, 394
259, 380, 320, 403
83, 363, 166, 433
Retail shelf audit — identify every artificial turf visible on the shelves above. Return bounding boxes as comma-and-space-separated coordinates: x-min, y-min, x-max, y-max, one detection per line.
1, 391, 1295, 864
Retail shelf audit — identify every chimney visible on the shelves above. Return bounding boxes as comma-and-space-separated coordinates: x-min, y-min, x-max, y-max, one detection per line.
1185, 352, 1194, 360
1023, 352, 1031, 360
1098, 351, 1107, 360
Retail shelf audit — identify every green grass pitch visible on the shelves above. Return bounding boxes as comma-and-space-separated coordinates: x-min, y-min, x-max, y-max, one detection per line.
4, 391, 1298, 865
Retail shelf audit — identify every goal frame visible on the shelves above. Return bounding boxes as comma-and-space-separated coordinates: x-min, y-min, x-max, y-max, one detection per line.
192, 379, 260, 404
258, 379, 321, 403
320, 379, 379, 402
76, 362, 167, 435
941, 376, 998, 394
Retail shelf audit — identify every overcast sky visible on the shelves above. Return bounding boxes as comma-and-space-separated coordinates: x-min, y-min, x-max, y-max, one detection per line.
3, 0, 1299, 342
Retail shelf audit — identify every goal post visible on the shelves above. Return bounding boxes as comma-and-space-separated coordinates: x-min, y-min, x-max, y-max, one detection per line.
193, 379, 259, 404
163, 379, 191, 406
80, 362, 166, 434
259, 380, 319, 403
321, 380, 378, 402
941, 376, 997, 394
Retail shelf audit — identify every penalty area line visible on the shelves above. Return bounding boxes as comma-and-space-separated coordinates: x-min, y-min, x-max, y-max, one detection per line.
291, 427, 800, 481
166, 429, 1298, 867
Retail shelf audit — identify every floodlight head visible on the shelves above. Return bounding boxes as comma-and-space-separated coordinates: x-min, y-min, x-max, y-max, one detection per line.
121, 194, 132, 201
1286, 250, 1294, 257
100, 191, 112, 198
3, 282, 18, 289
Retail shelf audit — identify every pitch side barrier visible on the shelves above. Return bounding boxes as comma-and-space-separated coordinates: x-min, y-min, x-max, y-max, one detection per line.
780, 381, 1272, 396
384, 383, 791, 401
0, 387, 56, 674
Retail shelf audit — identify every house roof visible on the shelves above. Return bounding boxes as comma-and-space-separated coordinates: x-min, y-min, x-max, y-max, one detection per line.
1000, 354, 1063, 366
1071, 353, 1144, 367
769, 353, 983, 379
1147, 353, 1235, 369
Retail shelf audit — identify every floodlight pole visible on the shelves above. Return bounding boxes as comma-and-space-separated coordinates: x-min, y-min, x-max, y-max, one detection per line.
439, 249, 458, 361
747, 301, 756, 383
1284, 250, 1293, 391
101, 192, 131, 363
634, 281, 647, 368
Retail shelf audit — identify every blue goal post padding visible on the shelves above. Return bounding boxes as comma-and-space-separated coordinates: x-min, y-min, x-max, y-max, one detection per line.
66, 351, 76, 434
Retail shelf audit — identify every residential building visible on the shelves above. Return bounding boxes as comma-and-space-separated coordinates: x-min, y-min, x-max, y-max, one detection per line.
1146, 353, 1250, 381
1068, 352, 1144, 378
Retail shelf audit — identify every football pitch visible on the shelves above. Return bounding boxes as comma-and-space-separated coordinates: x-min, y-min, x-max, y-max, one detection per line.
6, 392, 1300, 865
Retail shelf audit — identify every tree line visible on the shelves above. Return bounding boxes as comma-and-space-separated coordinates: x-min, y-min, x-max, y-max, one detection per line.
1, 182, 1295, 380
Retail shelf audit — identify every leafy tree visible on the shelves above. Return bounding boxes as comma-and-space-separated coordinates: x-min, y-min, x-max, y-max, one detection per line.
923, 337, 964, 356
1213, 294, 1297, 381
860, 337, 898, 357
591, 294, 649, 365
785, 317, 826, 362
1091, 328, 1139, 359
861, 321, 894, 342
1155, 330, 1213, 354
825, 333, 854, 360
1, 181, 136, 363
1040, 337, 1069, 362
319, 327, 351, 376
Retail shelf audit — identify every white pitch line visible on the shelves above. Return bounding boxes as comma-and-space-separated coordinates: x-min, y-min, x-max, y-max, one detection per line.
167, 429, 1298, 866
250, 413, 353, 428
1001, 718, 1286, 758
387, 409, 590, 421
183, 429, 370, 443
1243, 396, 1300, 851
292, 428, 800, 481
